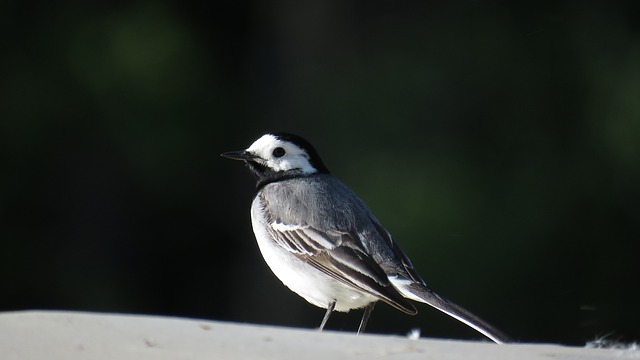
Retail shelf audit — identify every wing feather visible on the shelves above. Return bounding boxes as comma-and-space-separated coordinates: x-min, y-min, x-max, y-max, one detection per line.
266, 221, 416, 314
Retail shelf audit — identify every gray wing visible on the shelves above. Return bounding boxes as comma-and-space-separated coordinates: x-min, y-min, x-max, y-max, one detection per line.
259, 175, 417, 314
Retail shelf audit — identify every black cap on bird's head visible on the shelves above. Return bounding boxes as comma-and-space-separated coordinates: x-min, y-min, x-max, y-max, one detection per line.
269, 132, 330, 173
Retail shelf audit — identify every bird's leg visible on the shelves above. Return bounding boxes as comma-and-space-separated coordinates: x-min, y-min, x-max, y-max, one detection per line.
357, 302, 376, 334
319, 300, 336, 331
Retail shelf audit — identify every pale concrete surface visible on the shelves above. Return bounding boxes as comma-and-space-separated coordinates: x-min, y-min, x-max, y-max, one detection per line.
0, 311, 636, 360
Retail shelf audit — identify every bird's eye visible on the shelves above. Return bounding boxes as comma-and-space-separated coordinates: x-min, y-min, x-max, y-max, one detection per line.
272, 147, 286, 158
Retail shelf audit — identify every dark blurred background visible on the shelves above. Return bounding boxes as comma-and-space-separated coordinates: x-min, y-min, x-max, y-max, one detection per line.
1, 0, 639, 346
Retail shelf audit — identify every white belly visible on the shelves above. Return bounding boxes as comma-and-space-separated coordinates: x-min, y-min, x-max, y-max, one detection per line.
250, 196, 377, 312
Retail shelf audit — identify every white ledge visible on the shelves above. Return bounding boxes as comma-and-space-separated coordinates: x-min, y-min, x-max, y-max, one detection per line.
0, 311, 634, 360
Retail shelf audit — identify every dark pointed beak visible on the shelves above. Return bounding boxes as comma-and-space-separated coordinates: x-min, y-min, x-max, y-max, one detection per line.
220, 150, 256, 161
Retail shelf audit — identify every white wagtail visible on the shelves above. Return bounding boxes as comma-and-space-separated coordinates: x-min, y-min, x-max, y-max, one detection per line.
221, 132, 511, 343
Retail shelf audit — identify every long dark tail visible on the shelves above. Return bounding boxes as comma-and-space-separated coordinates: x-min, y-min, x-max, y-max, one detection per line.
397, 281, 512, 344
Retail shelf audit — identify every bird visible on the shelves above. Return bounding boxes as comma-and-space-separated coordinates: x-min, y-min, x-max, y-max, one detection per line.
221, 132, 511, 344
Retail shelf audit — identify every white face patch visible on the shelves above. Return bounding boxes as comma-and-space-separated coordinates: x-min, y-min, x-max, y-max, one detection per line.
246, 134, 317, 174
